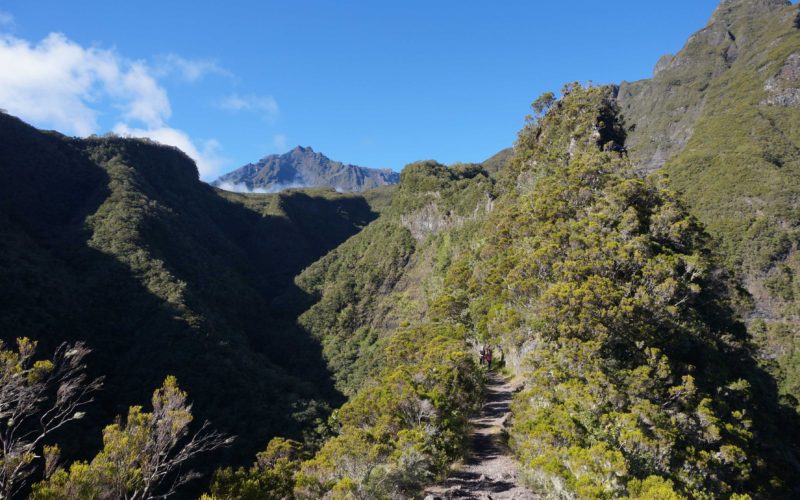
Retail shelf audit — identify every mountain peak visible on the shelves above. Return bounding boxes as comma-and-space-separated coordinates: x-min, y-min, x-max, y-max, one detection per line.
214, 147, 399, 193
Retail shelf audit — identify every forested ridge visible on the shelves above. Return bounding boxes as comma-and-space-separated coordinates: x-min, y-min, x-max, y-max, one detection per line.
0, 111, 380, 495
215, 85, 798, 499
480, 85, 799, 497
618, 0, 800, 412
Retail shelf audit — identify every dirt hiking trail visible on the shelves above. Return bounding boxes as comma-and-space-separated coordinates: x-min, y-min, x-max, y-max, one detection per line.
424, 372, 539, 500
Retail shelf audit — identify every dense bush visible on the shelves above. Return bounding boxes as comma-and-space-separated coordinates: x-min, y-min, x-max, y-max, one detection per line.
32, 376, 229, 499
293, 323, 482, 498
209, 438, 305, 500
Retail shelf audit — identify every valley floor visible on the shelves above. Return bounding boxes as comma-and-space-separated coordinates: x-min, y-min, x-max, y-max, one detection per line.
424, 373, 539, 500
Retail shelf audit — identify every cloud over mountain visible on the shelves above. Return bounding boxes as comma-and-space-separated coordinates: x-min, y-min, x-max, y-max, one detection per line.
0, 31, 229, 178
214, 146, 399, 193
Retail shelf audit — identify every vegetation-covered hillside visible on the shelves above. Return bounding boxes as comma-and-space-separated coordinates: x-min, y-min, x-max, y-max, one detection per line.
618, 0, 800, 410
478, 84, 799, 497
294, 160, 494, 395
208, 86, 800, 499
480, 147, 513, 175
0, 111, 379, 471
210, 159, 497, 498
5, 2, 800, 498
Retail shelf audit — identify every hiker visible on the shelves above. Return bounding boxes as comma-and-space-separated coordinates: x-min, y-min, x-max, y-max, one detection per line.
478, 346, 485, 365
485, 347, 493, 369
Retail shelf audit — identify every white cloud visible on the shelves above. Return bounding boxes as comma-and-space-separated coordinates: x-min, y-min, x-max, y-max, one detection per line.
0, 31, 229, 180
154, 54, 233, 82
113, 123, 226, 179
272, 133, 288, 151
216, 181, 270, 194
0, 32, 169, 134
218, 93, 278, 121
117, 61, 171, 127
216, 180, 309, 194
0, 11, 14, 27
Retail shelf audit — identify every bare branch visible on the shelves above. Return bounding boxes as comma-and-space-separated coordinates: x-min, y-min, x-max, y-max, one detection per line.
0, 339, 102, 498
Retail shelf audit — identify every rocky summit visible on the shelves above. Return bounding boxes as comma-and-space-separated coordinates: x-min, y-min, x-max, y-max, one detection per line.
213, 146, 400, 193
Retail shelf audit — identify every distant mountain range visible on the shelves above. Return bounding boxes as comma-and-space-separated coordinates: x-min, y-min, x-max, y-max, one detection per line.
213, 146, 400, 193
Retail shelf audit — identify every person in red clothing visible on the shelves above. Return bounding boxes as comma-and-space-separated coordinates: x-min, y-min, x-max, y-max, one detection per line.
485, 347, 493, 369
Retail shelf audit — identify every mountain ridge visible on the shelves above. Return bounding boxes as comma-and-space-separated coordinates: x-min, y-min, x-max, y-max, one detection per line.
4, 1, 800, 497
0, 110, 383, 472
617, 0, 796, 172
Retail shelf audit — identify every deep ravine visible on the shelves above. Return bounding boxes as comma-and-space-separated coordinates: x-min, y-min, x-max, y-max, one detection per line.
424, 372, 539, 500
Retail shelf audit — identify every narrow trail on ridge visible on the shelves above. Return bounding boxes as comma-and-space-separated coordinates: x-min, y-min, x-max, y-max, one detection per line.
424, 371, 540, 500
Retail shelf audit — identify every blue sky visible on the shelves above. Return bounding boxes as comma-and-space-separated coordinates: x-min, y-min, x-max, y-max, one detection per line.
0, 0, 721, 180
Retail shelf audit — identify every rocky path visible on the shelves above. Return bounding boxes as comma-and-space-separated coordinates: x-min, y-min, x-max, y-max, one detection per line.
424, 372, 539, 500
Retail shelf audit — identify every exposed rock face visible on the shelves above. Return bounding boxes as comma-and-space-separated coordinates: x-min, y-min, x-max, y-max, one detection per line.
400, 202, 455, 241
400, 194, 493, 241
710, 0, 791, 24
213, 146, 399, 192
763, 52, 800, 107
653, 54, 676, 77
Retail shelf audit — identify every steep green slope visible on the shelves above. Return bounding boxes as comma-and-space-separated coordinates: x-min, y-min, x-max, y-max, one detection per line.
0, 112, 377, 466
293, 161, 494, 395
208, 161, 494, 498
235, 161, 494, 497
617, 0, 800, 409
465, 86, 800, 497
219, 87, 800, 499
618, 0, 797, 172
481, 147, 513, 175
359, 184, 397, 214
